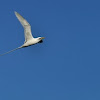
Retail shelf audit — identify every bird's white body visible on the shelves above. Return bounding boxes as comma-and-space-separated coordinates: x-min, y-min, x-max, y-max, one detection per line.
23, 38, 40, 47
0, 11, 45, 56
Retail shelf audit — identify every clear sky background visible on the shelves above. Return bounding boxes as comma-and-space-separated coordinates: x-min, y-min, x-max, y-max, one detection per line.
0, 0, 100, 100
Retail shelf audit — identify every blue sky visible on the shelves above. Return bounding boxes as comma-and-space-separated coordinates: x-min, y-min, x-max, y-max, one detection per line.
0, 0, 100, 100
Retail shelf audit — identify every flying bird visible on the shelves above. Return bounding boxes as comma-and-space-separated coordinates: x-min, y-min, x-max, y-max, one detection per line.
0, 11, 45, 56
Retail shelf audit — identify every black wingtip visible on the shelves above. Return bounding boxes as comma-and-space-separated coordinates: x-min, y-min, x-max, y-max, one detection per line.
38, 40, 43, 43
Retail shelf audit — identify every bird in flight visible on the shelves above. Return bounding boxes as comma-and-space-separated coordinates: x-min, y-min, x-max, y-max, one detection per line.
0, 11, 45, 56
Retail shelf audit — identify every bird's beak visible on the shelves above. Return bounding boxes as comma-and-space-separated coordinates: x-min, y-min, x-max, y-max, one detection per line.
41, 37, 45, 39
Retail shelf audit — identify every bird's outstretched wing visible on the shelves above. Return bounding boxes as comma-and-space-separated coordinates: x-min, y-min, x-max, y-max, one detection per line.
15, 11, 34, 43
0, 46, 23, 56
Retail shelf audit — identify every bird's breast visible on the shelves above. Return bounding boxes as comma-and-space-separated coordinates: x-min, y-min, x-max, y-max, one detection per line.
23, 39, 39, 47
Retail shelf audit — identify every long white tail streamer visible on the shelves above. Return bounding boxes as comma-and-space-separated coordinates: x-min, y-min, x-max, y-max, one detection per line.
0, 46, 23, 56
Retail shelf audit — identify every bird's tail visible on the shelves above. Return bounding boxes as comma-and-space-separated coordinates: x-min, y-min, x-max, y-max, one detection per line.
0, 46, 23, 56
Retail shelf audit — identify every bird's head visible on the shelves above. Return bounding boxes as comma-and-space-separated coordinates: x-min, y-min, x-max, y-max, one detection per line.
38, 37, 45, 43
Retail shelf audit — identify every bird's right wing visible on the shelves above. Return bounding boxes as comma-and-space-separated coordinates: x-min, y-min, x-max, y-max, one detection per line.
15, 11, 34, 43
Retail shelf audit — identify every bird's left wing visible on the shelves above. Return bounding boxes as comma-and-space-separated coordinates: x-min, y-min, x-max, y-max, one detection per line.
15, 11, 34, 43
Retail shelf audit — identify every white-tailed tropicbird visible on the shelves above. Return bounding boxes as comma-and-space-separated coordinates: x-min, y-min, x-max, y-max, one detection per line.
0, 11, 45, 56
